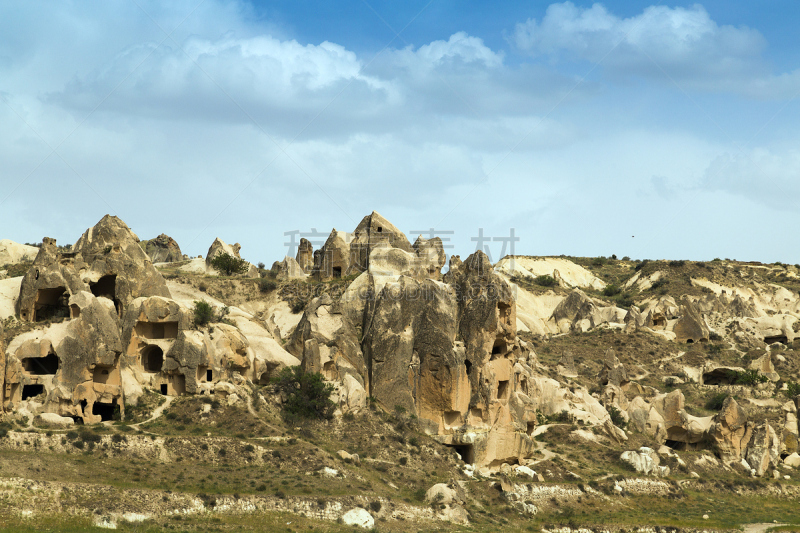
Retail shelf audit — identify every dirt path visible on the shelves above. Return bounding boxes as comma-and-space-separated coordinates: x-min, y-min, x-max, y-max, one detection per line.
130, 396, 174, 428
741, 524, 786, 533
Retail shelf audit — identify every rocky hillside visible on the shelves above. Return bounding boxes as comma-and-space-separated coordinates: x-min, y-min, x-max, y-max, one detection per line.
0, 213, 798, 532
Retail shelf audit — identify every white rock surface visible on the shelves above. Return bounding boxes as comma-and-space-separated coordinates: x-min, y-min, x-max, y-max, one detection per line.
341, 508, 374, 529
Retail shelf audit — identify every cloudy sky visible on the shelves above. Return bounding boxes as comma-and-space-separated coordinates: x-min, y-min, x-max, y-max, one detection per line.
2, 1, 800, 265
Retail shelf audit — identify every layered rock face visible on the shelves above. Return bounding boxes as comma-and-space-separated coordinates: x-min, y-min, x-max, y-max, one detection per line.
362, 251, 538, 467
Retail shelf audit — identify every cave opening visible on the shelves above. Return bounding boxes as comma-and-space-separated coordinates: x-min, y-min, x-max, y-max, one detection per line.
23, 352, 59, 375
34, 287, 70, 322
446, 443, 474, 464
21, 384, 44, 400
142, 345, 164, 373
464, 359, 472, 375
92, 400, 118, 422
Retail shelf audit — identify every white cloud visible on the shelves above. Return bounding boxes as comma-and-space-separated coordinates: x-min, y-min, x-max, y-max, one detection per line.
702, 147, 800, 210
512, 2, 776, 88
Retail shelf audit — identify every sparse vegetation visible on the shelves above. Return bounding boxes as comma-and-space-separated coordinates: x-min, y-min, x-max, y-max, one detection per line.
272, 366, 335, 422
210, 252, 249, 276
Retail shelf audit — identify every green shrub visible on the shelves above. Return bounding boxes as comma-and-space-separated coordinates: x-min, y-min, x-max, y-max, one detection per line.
602, 284, 621, 297
193, 300, 214, 327
607, 405, 626, 429
786, 381, 800, 398
259, 279, 277, 293
709, 331, 723, 341
705, 393, 728, 411
728, 369, 768, 386
272, 366, 335, 422
210, 252, 248, 276
534, 275, 556, 287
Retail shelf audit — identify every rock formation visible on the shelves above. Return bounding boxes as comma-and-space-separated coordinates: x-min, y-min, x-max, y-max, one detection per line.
17, 215, 171, 322
141, 234, 183, 263
206, 237, 259, 277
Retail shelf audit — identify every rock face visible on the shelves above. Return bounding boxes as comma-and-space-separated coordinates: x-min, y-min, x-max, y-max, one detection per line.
362, 250, 539, 467
0, 240, 39, 266
709, 396, 752, 463
17, 215, 171, 323
141, 234, 183, 263
348, 211, 413, 275
313, 230, 351, 281
673, 300, 710, 344
296, 238, 314, 273
5, 216, 297, 423
746, 422, 780, 476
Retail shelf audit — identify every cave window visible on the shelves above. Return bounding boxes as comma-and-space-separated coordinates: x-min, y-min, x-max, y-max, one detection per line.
92, 400, 118, 422
91, 274, 121, 315
446, 443, 474, 464
464, 360, 472, 376
142, 345, 164, 373
664, 439, 687, 451
160, 384, 168, 395
376, 227, 383, 233
497, 380, 510, 400
23, 352, 59, 375
21, 384, 44, 400
491, 340, 506, 358
136, 321, 179, 340
764, 335, 788, 345
686, 339, 694, 344
332, 266, 342, 278
444, 411, 461, 427
34, 287, 70, 322
93, 367, 111, 384
207, 369, 213, 381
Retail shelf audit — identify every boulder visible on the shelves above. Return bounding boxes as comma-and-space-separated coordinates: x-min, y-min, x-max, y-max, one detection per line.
141, 234, 182, 263
341, 508, 374, 529
656, 389, 712, 444
749, 352, 780, 382
709, 396, 752, 463
425, 483, 457, 504
599, 350, 629, 388
784, 453, 800, 468
274, 256, 307, 280
745, 422, 780, 477
620, 447, 669, 477
34, 412, 74, 428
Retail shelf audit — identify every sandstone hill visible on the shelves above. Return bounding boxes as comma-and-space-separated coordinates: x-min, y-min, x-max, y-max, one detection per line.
0, 214, 799, 532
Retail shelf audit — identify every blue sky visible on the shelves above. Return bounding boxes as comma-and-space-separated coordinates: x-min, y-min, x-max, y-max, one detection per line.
2, 1, 800, 265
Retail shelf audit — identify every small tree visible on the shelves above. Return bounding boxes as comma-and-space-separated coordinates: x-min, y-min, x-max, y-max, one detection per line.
272, 366, 335, 422
211, 252, 249, 276
193, 300, 214, 327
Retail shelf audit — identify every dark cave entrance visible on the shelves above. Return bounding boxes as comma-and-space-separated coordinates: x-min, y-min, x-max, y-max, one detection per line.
446, 443, 475, 464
